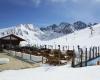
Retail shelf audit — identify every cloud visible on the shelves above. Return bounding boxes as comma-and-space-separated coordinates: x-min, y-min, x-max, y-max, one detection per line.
7, 0, 41, 7
50, 0, 100, 4
50, 0, 67, 3
31, 0, 41, 7
94, 0, 100, 2
7, 0, 100, 7
48, 0, 87, 3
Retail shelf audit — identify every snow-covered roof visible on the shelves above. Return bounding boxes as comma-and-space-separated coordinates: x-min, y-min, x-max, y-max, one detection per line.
0, 34, 25, 41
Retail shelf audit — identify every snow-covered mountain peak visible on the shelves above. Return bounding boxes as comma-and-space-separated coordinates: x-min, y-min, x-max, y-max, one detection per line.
16, 24, 39, 31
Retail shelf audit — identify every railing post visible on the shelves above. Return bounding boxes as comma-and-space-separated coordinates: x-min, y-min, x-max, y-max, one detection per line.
77, 45, 80, 54
58, 45, 61, 65
58, 45, 60, 50
71, 54, 75, 67
45, 45, 47, 49
85, 48, 87, 66
98, 47, 99, 56
80, 49, 83, 67
30, 52, 32, 60
63, 46, 65, 51
92, 47, 94, 58
89, 48, 91, 60
66, 46, 67, 51
42, 56, 43, 64
29, 49, 32, 61
95, 47, 97, 57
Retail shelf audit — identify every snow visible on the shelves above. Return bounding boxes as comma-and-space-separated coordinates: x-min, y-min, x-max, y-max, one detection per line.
43, 24, 100, 48
0, 58, 9, 64
0, 65, 100, 80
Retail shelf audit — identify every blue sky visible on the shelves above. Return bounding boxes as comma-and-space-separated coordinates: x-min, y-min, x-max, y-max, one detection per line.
0, 0, 100, 27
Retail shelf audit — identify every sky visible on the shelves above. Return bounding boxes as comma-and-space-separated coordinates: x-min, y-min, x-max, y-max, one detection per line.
0, 0, 100, 28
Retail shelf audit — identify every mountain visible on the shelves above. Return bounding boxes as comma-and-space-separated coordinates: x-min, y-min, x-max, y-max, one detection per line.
44, 23, 100, 48
73, 21, 87, 30
0, 21, 99, 47
40, 23, 73, 34
55, 22, 73, 34
0, 24, 43, 46
40, 24, 58, 31
0, 24, 64, 46
40, 21, 89, 34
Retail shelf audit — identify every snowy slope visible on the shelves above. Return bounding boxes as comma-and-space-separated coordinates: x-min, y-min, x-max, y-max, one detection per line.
43, 24, 100, 48
0, 65, 100, 80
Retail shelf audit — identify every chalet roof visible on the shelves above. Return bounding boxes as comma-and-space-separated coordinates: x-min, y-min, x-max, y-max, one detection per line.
0, 34, 25, 41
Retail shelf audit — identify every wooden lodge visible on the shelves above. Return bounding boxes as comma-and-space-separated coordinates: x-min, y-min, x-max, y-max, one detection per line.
0, 34, 25, 50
